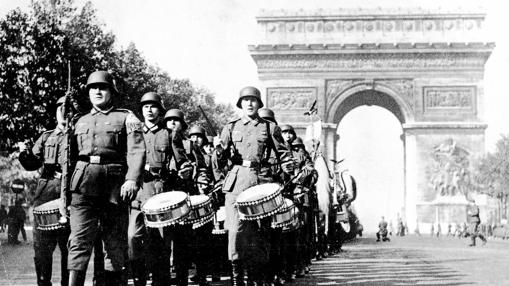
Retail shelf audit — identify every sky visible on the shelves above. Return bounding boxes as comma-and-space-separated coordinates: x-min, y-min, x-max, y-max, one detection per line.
1, 0, 508, 230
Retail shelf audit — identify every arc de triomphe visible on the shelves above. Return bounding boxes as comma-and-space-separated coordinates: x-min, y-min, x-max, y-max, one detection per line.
248, 8, 494, 229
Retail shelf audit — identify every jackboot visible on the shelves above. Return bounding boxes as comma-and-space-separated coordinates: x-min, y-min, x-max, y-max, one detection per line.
130, 260, 147, 286
104, 271, 126, 286
34, 257, 53, 286
231, 260, 245, 286
68, 270, 86, 286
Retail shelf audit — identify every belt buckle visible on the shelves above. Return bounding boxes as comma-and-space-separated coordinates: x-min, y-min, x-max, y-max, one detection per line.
89, 155, 101, 164
242, 160, 252, 167
54, 172, 62, 179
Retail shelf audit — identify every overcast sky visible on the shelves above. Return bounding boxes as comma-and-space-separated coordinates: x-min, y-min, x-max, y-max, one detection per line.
1, 0, 507, 228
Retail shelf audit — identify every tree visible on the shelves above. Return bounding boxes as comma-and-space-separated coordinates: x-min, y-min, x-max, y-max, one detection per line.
473, 135, 509, 219
0, 0, 235, 152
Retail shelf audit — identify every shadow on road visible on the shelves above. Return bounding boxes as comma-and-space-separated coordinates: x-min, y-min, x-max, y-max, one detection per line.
292, 237, 475, 286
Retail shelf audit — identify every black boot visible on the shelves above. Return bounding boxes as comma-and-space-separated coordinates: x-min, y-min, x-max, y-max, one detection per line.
231, 260, 245, 286
104, 271, 126, 286
34, 257, 53, 286
68, 270, 86, 286
130, 260, 147, 286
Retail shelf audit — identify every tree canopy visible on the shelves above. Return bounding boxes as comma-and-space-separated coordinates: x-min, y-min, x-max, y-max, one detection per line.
0, 0, 235, 152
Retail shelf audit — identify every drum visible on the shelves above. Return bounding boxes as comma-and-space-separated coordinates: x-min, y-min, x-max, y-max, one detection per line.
33, 199, 66, 231
236, 183, 284, 221
272, 198, 299, 229
184, 195, 214, 229
142, 191, 190, 228
212, 206, 227, 235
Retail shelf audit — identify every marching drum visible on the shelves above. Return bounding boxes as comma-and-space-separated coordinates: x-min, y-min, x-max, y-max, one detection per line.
142, 191, 190, 228
212, 206, 227, 235
184, 195, 215, 229
236, 183, 284, 221
272, 198, 299, 229
33, 199, 67, 231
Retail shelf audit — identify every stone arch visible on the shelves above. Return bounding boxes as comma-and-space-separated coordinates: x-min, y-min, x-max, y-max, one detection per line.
325, 81, 415, 125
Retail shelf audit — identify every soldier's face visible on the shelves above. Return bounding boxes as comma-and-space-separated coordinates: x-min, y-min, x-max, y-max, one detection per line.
142, 103, 161, 122
282, 131, 295, 143
88, 83, 112, 109
241, 97, 260, 117
56, 105, 65, 126
203, 144, 213, 155
191, 135, 204, 147
166, 118, 182, 131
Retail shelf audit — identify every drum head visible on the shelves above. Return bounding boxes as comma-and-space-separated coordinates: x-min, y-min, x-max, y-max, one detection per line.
143, 191, 187, 210
34, 199, 60, 212
189, 195, 210, 208
237, 183, 281, 204
216, 206, 226, 222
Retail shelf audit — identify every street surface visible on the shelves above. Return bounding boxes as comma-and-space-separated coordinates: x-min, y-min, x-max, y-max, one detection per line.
1, 228, 508, 285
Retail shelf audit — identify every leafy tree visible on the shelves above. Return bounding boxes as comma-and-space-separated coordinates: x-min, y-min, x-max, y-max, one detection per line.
473, 135, 509, 219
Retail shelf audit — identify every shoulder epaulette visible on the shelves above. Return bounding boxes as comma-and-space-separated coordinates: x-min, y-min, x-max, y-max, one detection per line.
114, 108, 133, 114
228, 118, 241, 124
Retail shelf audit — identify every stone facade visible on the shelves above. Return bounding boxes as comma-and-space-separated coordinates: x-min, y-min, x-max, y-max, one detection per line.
249, 8, 495, 230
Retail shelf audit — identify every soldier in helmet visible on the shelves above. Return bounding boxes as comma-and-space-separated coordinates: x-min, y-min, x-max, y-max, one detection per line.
258, 108, 278, 125
127, 92, 190, 286
19, 95, 71, 286
216, 86, 294, 285
66, 71, 146, 286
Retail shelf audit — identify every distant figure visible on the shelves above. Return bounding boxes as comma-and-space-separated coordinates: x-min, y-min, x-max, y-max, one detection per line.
431, 223, 435, 237
7, 200, 26, 244
436, 223, 441, 237
0, 205, 7, 233
376, 216, 390, 242
398, 219, 405, 236
388, 221, 394, 236
467, 200, 487, 246
447, 223, 452, 236
414, 222, 421, 237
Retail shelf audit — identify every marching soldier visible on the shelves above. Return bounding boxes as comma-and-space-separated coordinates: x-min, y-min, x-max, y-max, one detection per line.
216, 86, 294, 285
19, 96, 70, 286
127, 92, 189, 286
163, 109, 195, 286
67, 71, 146, 286
467, 200, 487, 246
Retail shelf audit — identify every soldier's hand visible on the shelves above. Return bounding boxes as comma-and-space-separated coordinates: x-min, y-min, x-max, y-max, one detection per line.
178, 162, 193, 180
121, 180, 139, 202
154, 180, 164, 195
18, 142, 28, 153
281, 160, 295, 174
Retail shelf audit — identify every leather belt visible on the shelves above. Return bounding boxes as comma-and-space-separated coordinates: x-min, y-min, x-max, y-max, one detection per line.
79, 155, 124, 165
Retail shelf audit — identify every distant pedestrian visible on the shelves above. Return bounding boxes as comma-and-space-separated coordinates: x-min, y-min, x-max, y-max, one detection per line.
0, 205, 7, 233
447, 223, 452, 236
398, 219, 405, 236
376, 216, 390, 242
467, 200, 487, 247
7, 199, 26, 244
389, 221, 394, 236
436, 223, 441, 237
430, 223, 435, 237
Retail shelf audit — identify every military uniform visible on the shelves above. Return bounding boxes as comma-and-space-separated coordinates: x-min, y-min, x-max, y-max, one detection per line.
19, 127, 70, 286
467, 203, 487, 246
67, 106, 145, 284
219, 114, 291, 284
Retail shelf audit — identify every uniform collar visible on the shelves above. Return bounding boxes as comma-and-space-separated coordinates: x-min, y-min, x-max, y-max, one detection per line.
91, 106, 114, 115
143, 122, 161, 133
241, 115, 262, 126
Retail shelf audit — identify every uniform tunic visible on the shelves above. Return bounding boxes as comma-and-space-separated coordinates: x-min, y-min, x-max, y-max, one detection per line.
67, 107, 145, 272
219, 115, 291, 264
19, 127, 70, 285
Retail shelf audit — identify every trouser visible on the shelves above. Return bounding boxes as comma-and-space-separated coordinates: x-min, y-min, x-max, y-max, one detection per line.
267, 227, 283, 281
469, 222, 486, 245
67, 194, 128, 272
281, 229, 298, 278
192, 222, 214, 281
376, 231, 389, 241
127, 208, 147, 285
33, 227, 70, 286
7, 219, 21, 243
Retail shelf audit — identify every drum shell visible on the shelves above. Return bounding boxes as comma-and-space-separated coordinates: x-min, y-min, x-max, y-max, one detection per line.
143, 196, 191, 228
33, 199, 66, 231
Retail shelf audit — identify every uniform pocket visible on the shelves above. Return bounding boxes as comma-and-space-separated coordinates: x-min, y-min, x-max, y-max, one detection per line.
43, 137, 58, 164
74, 126, 89, 152
105, 124, 123, 147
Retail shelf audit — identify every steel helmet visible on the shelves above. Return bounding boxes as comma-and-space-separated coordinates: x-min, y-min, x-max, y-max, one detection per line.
280, 124, 296, 135
56, 96, 66, 106
258, 108, 277, 125
86, 71, 119, 94
164, 109, 188, 130
188, 126, 207, 138
140, 92, 165, 112
292, 137, 305, 148
236, 86, 263, 108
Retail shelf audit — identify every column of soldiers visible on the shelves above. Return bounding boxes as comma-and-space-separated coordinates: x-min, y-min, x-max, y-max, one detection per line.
20, 71, 321, 286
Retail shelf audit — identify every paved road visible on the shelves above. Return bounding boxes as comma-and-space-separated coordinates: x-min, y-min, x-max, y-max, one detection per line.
1, 228, 508, 285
